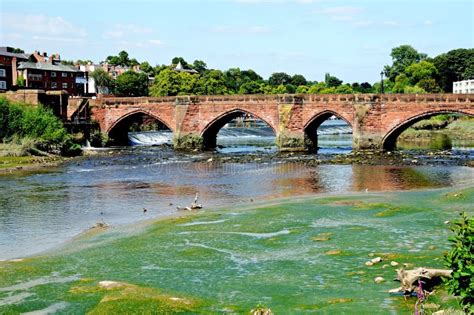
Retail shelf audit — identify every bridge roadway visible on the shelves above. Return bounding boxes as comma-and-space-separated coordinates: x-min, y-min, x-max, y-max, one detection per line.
86, 93, 474, 151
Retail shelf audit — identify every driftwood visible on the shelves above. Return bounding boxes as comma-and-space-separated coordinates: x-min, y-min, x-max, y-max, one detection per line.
176, 193, 202, 211
389, 268, 452, 295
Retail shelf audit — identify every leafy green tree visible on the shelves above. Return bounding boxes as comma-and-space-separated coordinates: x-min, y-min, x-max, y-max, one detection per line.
129, 58, 139, 67
150, 69, 198, 96
140, 62, 154, 75
335, 84, 353, 94
433, 48, 474, 92
114, 71, 149, 96
192, 60, 208, 74
239, 81, 262, 94
11, 47, 24, 53
308, 82, 326, 94
325, 73, 342, 88
416, 78, 441, 93
384, 45, 427, 81
405, 60, 439, 85
291, 74, 307, 86
118, 50, 130, 66
285, 84, 297, 94
393, 74, 410, 93
403, 85, 426, 94
269, 72, 291, 86
90, 68, 114, 94
272, 84, 287, 94
172, 57, 189, 68
320, 87, 337, 94
296, 85, 309, 94
195, 70, 227, 95
444, 212, 473, 312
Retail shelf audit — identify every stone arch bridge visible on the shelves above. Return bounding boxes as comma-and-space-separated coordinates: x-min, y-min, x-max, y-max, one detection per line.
87, 94, 474, 151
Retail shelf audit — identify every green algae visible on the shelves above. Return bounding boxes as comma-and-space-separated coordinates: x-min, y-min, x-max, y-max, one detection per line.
1, 187, 472, 314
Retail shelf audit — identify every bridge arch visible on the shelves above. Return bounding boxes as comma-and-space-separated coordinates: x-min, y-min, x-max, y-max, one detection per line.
303, 110, 353, 150
107, 110, 174, 145
200, 108, 277, 150
382, 110, 474, 150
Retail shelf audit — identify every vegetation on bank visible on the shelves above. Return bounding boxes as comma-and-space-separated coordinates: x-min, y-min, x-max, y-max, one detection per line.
399, 116, 474, 141
0, 97, 81, 158
444, 213, 474, 313
87, 46, 473, 97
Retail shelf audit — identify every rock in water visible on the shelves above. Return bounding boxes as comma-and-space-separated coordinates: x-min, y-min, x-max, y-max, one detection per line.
374, 276, 385, 283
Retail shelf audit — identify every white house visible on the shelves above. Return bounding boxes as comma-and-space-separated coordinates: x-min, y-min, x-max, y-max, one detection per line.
453, 79, 474, 94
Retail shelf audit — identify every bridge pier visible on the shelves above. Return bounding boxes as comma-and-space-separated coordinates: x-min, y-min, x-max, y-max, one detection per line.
352, 131, 384, 151
276, 132, 307, 152
173, 133, 204, 151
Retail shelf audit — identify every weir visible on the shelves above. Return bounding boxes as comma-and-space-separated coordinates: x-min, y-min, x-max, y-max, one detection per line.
87, 93, 474, 151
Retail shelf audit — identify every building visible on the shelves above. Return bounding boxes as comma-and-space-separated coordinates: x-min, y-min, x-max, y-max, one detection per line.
17, 51, 85, 95
0, 47, 29, 91
453, 79, 474, 94
173, 61, 198, 74
79, 63, 100, 94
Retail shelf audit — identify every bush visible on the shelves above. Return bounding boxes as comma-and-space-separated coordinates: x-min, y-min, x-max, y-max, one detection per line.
0, 97, 79, 156
444, 212, 474, 312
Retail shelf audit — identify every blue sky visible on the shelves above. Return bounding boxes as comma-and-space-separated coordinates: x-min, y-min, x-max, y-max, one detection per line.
1, 0, 473, 83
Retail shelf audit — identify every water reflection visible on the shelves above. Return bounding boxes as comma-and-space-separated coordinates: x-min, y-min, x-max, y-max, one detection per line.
1, 152, 473, 260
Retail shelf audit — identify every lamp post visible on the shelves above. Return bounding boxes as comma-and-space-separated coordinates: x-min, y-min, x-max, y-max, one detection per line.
380, 71, 384, 94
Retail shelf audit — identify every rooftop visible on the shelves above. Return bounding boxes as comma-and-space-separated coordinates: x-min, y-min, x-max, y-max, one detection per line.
18, 61, 81, 73
0, 47, 30, 60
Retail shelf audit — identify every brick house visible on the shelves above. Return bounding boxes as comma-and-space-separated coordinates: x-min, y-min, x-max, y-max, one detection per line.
17, 51, 85, 95
0, 47, 29, 91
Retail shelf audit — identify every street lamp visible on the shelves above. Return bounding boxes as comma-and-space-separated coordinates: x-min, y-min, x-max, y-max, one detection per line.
380, 71, 384, 94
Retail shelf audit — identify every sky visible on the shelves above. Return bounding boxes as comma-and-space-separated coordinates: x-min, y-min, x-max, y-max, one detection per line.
1, 0, 473, 84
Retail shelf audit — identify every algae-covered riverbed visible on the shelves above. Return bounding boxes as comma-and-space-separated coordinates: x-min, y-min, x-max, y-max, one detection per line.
1, 186, 472, 314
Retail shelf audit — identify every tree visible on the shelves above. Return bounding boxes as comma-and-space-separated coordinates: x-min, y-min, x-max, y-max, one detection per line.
308, 82, 326, 94
192, 60, 207, 74
114, 71, 149, 96
295, 85, 309, 94
239, 81, 262, 94
11, 47, 24, 53
150, 69, 199, 96
392, 74, 410, 93
140, 62, 154, 75
433, 48, 474, 92
335, 84, 353, 94
405, 60, 439, 85
384, 45, 427, 81
325, 73, 342, 88
90, 68, 113, 94
172, 57, 189, 68
291, 74, 307, 86
195, 70, 227, 95
269, 72, 291, 86
118, 50, 130, 66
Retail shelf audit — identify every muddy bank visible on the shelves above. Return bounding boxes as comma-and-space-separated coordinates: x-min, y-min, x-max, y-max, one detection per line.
0, 155, 66, 175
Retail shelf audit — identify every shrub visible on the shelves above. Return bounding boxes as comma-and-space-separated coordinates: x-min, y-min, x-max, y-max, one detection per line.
444, 212, 474, 312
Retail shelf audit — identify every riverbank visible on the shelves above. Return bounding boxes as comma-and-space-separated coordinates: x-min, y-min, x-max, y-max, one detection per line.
0, 155, 65, 174
1, 186, 471, 313
398, 116, 474, 149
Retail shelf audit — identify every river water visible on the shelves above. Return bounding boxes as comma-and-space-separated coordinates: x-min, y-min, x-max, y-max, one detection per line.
0, 120, 473, 313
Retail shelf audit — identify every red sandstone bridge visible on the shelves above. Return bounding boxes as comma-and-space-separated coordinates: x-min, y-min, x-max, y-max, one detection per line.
86, 93, 474, 151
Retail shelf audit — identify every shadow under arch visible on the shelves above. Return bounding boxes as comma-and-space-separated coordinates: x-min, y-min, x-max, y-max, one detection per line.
107, 110, 173, 145
382, 110, 474, 151
201, 109, 276, 150
304, 110, 352, 151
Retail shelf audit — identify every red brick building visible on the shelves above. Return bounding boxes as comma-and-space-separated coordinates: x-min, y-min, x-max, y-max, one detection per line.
0, 47, 29, 91
17, 51, 85, 95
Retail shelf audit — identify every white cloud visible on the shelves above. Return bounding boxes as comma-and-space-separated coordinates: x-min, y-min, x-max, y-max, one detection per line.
103, 24, 152, 39
148, 39, 163, 45
31, 36, 83, 43
1, 13, 86, 37
212, 25, 271, 34
313, 6, 363, 21
424, 20, 433, 26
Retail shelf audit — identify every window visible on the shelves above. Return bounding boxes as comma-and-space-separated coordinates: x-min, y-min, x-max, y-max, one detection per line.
51, 82, 57, 89
0, 81, 6, 89
62, 72, 68, 77
0, 69, 5, 77
62, 83, 68, 89
51, 72, 56, 77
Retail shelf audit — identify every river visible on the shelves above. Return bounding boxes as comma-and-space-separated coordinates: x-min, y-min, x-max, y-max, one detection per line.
0, 120, 473, 313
